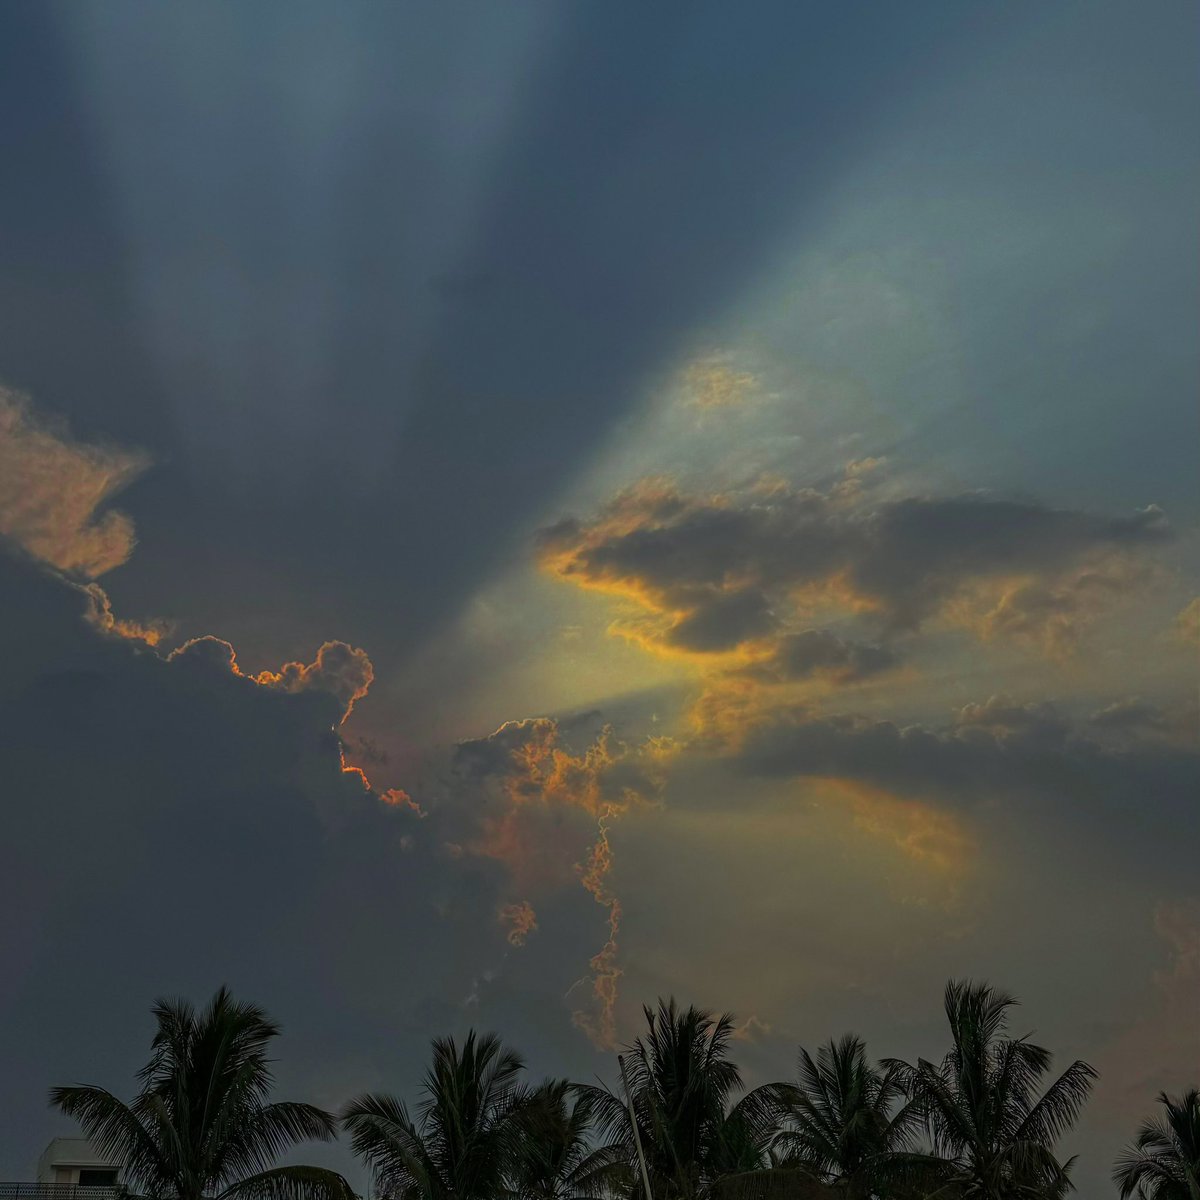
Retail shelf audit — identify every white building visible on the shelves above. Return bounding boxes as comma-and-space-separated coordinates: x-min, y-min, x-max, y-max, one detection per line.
35, 1140, 121, 1189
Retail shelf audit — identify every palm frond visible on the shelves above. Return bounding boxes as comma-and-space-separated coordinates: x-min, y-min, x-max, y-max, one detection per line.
1012, 1059, 1097, 1148
217, 1166, 356, 1200
53, 989, 344, 1200
49, 1086, 167, 1194
1114, 1090, 1200, 1200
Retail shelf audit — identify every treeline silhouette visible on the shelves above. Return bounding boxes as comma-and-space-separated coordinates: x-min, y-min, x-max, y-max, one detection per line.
49, 983, 1197, 1200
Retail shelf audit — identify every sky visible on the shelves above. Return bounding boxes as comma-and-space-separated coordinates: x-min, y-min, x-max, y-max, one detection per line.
0, 1, 1197, 1195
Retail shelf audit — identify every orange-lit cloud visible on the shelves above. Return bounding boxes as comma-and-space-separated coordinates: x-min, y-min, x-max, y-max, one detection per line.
539, 473, 1169, 742
169, 635, 374, 724
0, 388, 148, 577
380, 787, 425, 816
254, 640, 374, 723
163, 634, 396, 806
817, 776, 974, 878
572, 808, 623, 1048
81, 582, 168, 646
167, 634, 243, 672
540, 475, 1166, 662
337, 745, 372, 794
499, 900, 538, 946
454, 717, 666, 1047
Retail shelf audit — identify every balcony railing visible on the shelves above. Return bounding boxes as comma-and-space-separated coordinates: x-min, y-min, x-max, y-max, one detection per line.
0, 1186, 123, 1200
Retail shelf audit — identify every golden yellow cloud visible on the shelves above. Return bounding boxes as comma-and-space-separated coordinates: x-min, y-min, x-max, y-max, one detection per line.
683, 359, 757, 409
539, 473, 1169, 744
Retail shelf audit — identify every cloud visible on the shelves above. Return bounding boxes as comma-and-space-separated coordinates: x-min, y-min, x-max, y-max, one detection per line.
1088, 696, 1198, 746
0, 388, 148, 576
499, 900, 538, 947
819, 777, 975, 878
0, 545, 554, 1176
729, 1014, 773, 1042
539, 477, 1169, 674
831, 457, 888, 505
742, 629, 899, 684
168, 635, 374, 724
666, 587, 777, 652
81, 582, 168, 646
380, 786, 424, 816
452, 717, 668, 1048
1175, 596, 1200, 646
254, 640, 375, 723
539, 475, 1172, 748
681, 357, 757, 409
729, 694, 1199, 885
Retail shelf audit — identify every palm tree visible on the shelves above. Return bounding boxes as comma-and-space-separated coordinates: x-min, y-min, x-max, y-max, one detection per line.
49, 986, 353, 1200
508, 1081, 627, 1200
1114, 1089, 1200, 1200
882, 980, 1096, 1200
774, 1035, 916, 1198
342, 1030, 532, 1200
576, 998, 789, 1200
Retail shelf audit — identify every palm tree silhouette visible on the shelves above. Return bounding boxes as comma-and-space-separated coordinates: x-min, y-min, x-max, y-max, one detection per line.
576, 998, 789, 1200
49, 986, 353, 1200
774, 1035, 917, 1198
1114, 1089, 1200, 1200
342, 1031, 531, 1200
881, 980, 1096, 1199
508, 1081, 627, 1200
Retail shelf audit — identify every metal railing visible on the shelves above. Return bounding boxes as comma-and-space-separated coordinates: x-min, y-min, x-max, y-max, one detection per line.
0, 1186, 123, 1200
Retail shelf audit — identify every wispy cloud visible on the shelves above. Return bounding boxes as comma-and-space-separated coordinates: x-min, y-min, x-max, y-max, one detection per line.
0, 388, 148, 576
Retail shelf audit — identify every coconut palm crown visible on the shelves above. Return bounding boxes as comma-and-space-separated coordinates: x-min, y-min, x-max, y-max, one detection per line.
1114, 1089, 1200, 1200
508, 1080, 627, 1200
881, 980, 1096, 1200
576, 998, 789, 1200
49, 986, 352, 1200
774, 1034, 917, 1197
342, 1030, 533, 1200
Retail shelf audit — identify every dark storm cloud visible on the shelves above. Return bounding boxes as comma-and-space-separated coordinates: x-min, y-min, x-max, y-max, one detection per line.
0, 1, 1024, 665
0, 548, 607, 1176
